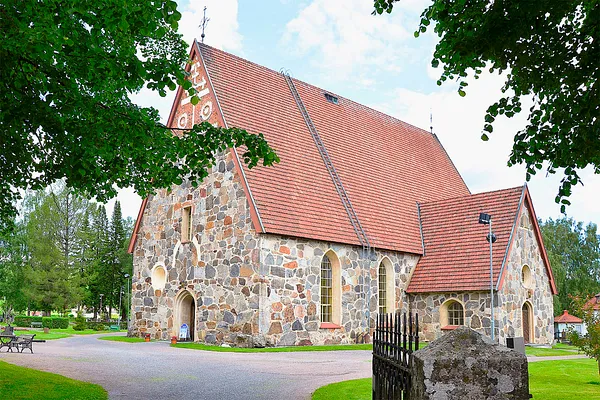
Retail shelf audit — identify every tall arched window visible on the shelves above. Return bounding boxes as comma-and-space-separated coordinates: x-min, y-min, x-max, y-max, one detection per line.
321, 255, 333, 323
378, 262, 387, 315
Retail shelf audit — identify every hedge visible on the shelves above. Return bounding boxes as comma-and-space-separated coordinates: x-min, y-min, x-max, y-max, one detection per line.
14, 315, 69, 329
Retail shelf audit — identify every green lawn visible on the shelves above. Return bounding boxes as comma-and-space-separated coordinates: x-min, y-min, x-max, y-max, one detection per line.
98, 336, 147, 343
172, 342, 374, 353
311, 359, 600, 400
313, 377, 371, 400
14, 330, 71, 340
0, 360, 107, 400
9, 326, 126, 340
525, 345, 581, 357
529, 359, 600, 399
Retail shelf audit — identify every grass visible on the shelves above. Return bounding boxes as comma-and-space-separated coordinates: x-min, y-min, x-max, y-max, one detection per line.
0, 360, 107, 400
529, 359, 600, 399
312, 377, 371, 400
311, 359, 600, 400
9, 326, 127, 340
97, 336, 147, 343
14, 330, 71, 340
171, 342, 374, 353
525, 343, 581, 357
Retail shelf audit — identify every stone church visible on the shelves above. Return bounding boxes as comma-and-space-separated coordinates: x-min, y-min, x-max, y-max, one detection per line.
128, 41, 556, 347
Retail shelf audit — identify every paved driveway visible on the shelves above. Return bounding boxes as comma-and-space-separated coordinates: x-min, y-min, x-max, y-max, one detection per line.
0, 334, 372, 400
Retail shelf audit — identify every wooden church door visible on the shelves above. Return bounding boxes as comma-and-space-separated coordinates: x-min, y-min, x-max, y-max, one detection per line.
522, 304, 531, 344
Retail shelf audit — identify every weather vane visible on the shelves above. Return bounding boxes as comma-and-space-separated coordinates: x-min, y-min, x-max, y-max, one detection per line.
200, 6, 210, 43
430, 108, 434, 134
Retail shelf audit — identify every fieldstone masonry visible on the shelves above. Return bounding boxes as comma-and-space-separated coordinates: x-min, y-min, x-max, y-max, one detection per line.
410, 327, 530, 400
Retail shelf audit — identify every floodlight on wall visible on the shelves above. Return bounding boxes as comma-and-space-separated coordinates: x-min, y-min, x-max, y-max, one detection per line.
478, 212, 496, 342
479, 213, 491, 225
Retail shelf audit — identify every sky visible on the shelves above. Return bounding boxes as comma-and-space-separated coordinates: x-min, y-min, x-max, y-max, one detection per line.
109, 0, 600, 227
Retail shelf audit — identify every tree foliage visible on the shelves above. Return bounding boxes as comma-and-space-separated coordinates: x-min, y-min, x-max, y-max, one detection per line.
0, 182, 134, 318
540, 217, 600, 314
570, 294, 600, 375
374, 0, 600, 208
0, 0, 278, 226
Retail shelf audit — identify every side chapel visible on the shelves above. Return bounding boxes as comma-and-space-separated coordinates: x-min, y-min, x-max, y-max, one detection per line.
128, 41, 556, 346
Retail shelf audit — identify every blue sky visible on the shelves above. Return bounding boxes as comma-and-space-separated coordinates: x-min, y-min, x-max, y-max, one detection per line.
117, 0, 600, 227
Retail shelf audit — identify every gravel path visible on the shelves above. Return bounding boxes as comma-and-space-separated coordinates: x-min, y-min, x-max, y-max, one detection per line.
1, 334, 591, 399
0, 334, 372, 400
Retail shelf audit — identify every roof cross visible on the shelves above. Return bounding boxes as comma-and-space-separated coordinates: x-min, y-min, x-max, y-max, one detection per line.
200, 6, 210, 43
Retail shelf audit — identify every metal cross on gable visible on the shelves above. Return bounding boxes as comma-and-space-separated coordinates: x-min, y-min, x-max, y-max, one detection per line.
200, 6, 210, 43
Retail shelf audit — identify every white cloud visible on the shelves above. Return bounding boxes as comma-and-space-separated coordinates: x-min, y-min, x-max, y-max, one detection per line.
375, 73, 600, 224
282, 0, 426, 81
179, 0, 242, 52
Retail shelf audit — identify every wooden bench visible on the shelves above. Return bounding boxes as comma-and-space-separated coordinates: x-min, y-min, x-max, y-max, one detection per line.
31, 322, 43, 328
15, 334, 36, 353
109, 325, 120, 331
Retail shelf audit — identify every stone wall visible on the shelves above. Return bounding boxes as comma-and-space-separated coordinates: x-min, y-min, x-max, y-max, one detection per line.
130, 150, 263, 343
410, 291, 496, 342
258, 235, 419, 345
497, 205, 554, 345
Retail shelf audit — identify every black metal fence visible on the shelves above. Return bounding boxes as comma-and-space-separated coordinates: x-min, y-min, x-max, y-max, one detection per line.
373, 312, 419, 400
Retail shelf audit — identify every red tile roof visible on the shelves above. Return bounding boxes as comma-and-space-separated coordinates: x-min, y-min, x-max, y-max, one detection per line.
554, 310, 583, 324
198, 43, 470, 253
408, 186, 524, 293
408, 185, 557, 293
584, 294, 600, 310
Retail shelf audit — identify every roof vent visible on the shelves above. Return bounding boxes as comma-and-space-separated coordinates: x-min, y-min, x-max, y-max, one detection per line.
324, 93, 339, 104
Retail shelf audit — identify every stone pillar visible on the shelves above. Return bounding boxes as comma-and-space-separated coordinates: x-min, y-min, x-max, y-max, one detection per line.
410, 327, 530, 400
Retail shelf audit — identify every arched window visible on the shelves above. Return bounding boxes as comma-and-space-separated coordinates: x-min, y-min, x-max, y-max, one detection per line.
379, 262, 387, 315
448, 302, 464, 326
321, 255, 333, 323
441, 299, 464, 328
378, 258, 395, 315
320, 251, 341, 326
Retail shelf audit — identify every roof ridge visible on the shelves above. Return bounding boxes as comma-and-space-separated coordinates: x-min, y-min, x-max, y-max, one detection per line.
419, 185, 524, 207
197, 42, 437, 139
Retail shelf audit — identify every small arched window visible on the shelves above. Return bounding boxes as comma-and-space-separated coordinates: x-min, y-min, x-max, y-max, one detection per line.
378, 262, 387, 315
320, 255, 333, 323
441, 299, 464, 328
447, 302, 464, 326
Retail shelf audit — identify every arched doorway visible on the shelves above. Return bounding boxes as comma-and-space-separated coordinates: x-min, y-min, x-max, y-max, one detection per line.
175, 290, 196, 341
522, 302, 533, 344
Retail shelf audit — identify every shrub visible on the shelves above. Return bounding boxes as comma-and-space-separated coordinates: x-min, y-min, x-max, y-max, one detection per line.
13, 315, 31, 327
73, 312, 87, 331
52, 317, 69, 329
94, 323, 106, 331
42, 317, 53, 329
31, 316, 43, 323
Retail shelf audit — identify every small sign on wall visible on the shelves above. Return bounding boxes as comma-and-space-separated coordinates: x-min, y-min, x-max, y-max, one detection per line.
179, 324, 190, 341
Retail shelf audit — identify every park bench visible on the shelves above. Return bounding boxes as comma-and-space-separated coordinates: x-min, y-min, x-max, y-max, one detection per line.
31, 322, 43, 328
15, 334, 36, 353
109, 325, 120, 331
